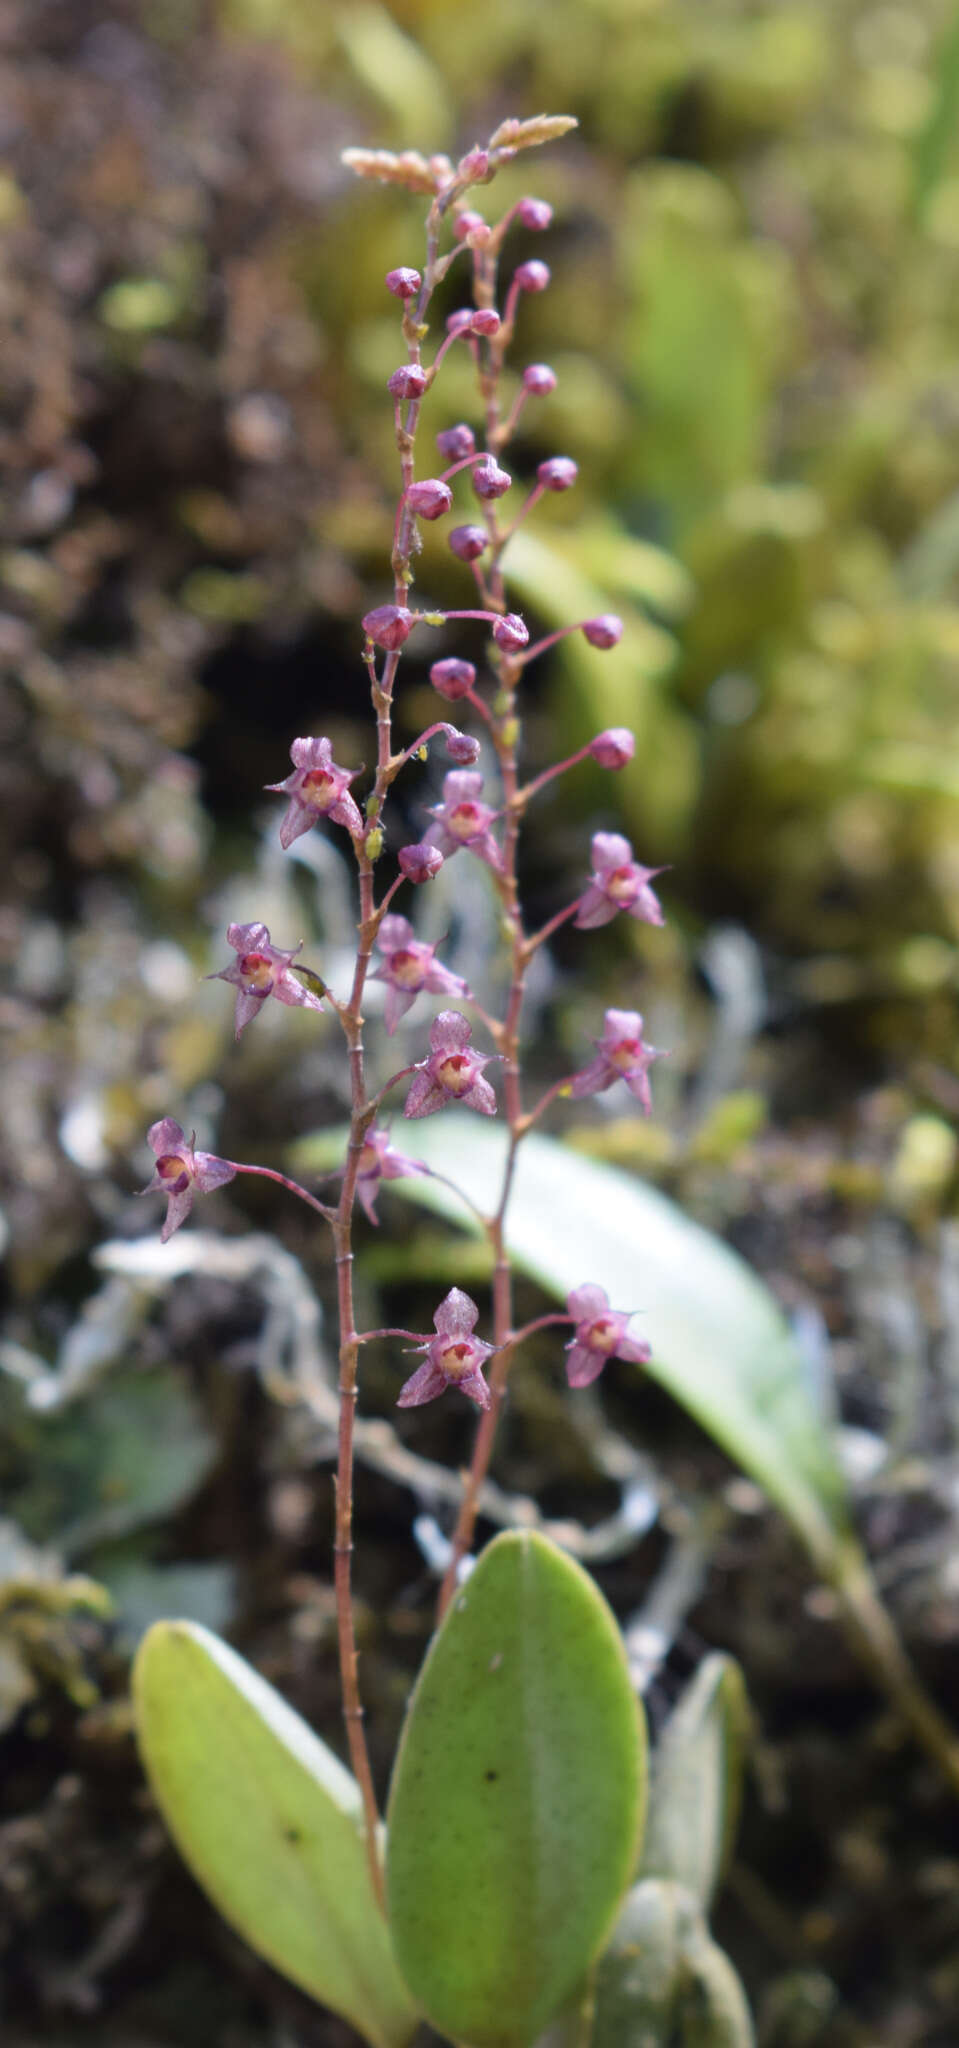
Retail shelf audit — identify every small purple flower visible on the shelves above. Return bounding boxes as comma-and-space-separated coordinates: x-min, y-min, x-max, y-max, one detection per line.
424, 769, 502, 870
589, 728, 635, 770
265, 736, 362, 848
211, 922, 328, 1038
373, 914, 468, 1034
570, 1009, 664, 1114
356, 1124, 428, 1225
141, 1118, 236, 1242
564, 1284, 651, 1388
363, 604, 413, 650
429, 657, 476, 701
492, 613, 528, 653
398, 841, 444, 883
436, 423, 476, 461
388, 364, 428, 398
407, 478, 453, 520
514, 259, 551, 293
449, 524, 488, 563
538, 456, 578, 491
523, 363, 557, 395
575, 833, 665, 931
404, 1010, 498, 1120
472, 457, 512, 501
583, 614, 623, 649
386, 267, 421, 299
517, 197, 553, 231
397, 1287, 494, 1409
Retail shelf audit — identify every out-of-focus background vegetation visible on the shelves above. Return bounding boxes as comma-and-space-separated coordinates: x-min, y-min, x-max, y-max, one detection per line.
3, 1, 959, 2042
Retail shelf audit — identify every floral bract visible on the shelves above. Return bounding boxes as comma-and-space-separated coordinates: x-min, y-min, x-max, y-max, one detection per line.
141, 1118, 236, 1241
211, 922, 328, 1038
575, 832, 665, 930
404, 1010, 499, 1119
265, 735, 362, 848
564, 1284, 651, 1387
397, 1287, 494, 1409
373, 915, 468, 1034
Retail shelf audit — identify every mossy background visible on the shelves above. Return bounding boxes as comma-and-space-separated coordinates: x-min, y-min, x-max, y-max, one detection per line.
2, 2, 959, 2043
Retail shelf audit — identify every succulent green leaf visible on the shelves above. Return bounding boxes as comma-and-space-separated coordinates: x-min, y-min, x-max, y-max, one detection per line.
591, 1880, 755, 2048
640, 1653, 750, 1911
386, 1531, 645, 2048
370, 1121, 850, 1575
134, 1622, 418, 2048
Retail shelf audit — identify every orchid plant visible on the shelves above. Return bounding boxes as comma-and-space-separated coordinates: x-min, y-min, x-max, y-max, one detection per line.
133, 116, 754, 2048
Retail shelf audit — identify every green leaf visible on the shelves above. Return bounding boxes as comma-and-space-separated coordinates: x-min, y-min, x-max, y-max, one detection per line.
134, 1622, 418, 2048
374, 1121, 850, 1574
591, 1879, 755, 2048
386, 1530, 645, 2048
640, 1654, 749, 1911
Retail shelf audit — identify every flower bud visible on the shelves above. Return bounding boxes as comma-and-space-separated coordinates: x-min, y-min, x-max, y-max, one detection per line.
471, 308, 501, 337
386, 267, 421, 299
449, 524, 488, 562
514, 259, 551, 293
492, 613, 529, 652
523, 362, 557, 395
445, 308, 474, 336
472, 457, 512, 501
399, 841, 444, 882
458, 148, 490, 182
454, 208, 487, 240
444, 727, 482, 764
430, 657, 476, 701
436, 423, 476, 461
407, 478, 453, 520
537, 455, 578, 491
590, 727, 635, 769
388, 364, 428, 399
582, 613, 623, 649
518, 198, 553, 231
363, 604, 413, 650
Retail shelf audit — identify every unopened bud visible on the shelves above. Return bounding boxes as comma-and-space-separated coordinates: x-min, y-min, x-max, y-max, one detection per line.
363, 604, 414, 650
590, 727, 635, 769
472, 457, 512, 501
430, 657, 476, 701
399, 841, 444, 882
458, 147, 490, 182
471, 308, 501, 337
444, 727, 482, 764
523, 362, 557, 395
582, 613, 623, 649
407, 478, 453, 520
386, 267, 422, 299
449, 524, 488, 562
538, 456, 578, 491
436, 423, 476, 461
517, 198, 553, 231
514, 260, 551, 293
454, 209, 488, 242
446, 308, 474, 336
492, 613, 529, 653
388, 364, 428, 399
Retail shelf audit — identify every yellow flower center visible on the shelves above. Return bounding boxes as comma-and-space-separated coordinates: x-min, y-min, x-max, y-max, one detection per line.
435, 1052, 473, 1094
238, 951, 275, 991
157, 1155, 191, 1189
585, 1315, 620, 1354
302, 769, 335, 808
606, 866, 638, 904
437, 1339, 474, 1380
448, 802, 481, 841
390, 947, 426, 990
610, 1038, 641, 1070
